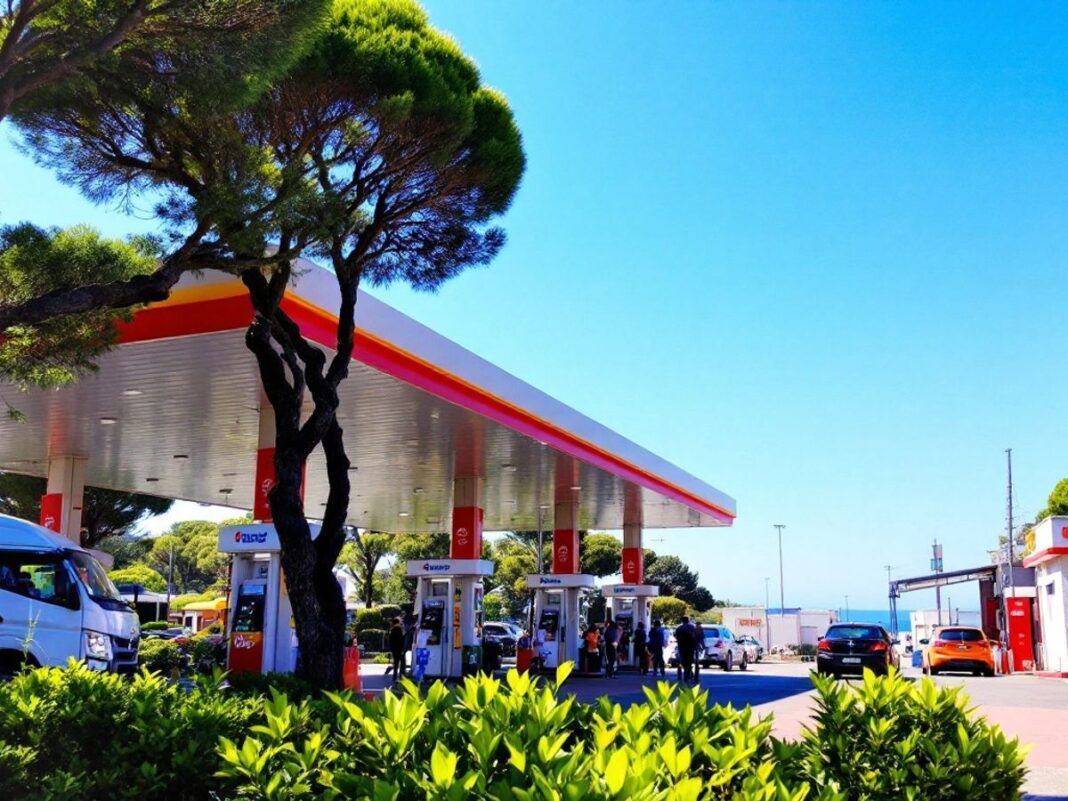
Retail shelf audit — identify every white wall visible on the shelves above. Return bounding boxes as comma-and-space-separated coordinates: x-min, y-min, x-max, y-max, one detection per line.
909, 609, 981, 644
1036, 559, 1068, 673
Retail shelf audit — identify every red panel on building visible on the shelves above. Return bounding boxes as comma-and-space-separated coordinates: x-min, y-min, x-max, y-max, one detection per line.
552, 529, 580, 574
1006, 597, 1035, 670
39, 493, 62, 533
451, 506, 484, 559
621, 547, 644, 583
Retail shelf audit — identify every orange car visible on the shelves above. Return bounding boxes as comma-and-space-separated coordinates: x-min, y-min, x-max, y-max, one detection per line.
922, 626, 996, 676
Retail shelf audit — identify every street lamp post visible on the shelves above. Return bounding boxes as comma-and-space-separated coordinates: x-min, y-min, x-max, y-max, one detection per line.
764, 576, 771, 652
774, 524, 786, 617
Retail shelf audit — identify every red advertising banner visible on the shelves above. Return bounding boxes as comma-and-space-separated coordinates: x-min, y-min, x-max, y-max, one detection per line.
451, 506, 483, 559
228, 631, 264, 675
621, 547, 644, 583
552, 529, 580, 574
39, 493, 63, 533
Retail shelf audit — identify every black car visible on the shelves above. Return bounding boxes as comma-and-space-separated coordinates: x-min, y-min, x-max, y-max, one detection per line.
482, 623, 517, 657
816, 623, 899, 677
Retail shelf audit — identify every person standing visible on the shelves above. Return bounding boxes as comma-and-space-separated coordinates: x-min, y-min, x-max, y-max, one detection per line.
693, 621, 706, 680
604, 620, 620, 678
585, 624, 602, 675
674, 616, 698, 682
633, 621, 649, 676
649, 618, 668, 677
387, 617, 406, 682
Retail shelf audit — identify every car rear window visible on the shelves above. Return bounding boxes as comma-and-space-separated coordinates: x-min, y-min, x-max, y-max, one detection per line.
938, 628, 985, 642
825, 625, 883, 640
704, 628, 720, 639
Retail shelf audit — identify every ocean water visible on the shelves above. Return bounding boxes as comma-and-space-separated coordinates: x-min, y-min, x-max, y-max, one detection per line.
765, 608, 913, 633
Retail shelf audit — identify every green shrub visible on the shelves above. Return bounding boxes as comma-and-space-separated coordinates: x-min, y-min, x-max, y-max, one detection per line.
377, 604, 403, 622
0, 663, 256, 801
141, 620, 171, 631
226, 671, 318, 700
775, 669, 1028, 799
356, 627, 388, 652
139, 638, 182, 674
0, 663, 1027, 801
354, 606, 386, 632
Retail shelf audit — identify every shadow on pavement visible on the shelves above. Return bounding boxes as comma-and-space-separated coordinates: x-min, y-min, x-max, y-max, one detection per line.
565, 670, 815, 709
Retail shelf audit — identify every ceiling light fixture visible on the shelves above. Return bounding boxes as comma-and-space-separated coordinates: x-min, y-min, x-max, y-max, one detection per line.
99, 417, 117, 425
570, 485, 582, 491
122, 389, 142, 397
398, 511, 410, 518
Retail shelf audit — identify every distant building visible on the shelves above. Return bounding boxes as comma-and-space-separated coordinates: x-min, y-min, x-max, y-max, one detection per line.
1023, 516, 1068, 674
721, 606, 838, 651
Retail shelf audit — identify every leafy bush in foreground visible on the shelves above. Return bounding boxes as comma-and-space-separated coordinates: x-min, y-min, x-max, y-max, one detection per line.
775, 670, 1028, 800
0, 663, 1026, 801
0, 665, 256, 801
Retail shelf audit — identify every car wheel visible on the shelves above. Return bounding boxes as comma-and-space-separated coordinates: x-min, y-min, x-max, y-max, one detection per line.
723, 652, 733, 671
983, 666, 995, 677
740, 653, 748, 671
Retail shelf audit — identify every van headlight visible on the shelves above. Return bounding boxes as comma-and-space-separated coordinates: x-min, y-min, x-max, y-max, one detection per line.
85, 631, 112, 661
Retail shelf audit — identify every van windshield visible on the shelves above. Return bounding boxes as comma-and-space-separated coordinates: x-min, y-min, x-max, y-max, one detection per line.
67, 551, 122, 602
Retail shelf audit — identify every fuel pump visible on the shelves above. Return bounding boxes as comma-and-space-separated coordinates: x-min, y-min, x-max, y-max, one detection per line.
218, 523, 315, 675
525, 573, 595, 669
603, 583, 659, 668
407, 558, 494, 679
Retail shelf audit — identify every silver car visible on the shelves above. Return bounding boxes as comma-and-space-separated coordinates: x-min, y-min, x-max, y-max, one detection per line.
670, 625, 750, 671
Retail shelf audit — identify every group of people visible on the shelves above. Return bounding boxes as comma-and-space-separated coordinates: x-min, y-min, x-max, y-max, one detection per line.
670, 615, 707, 682
571, 617, 675, 678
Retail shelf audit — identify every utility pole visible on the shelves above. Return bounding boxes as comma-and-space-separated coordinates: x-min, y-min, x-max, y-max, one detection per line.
165, 539, 175, 617
932, 539, 943, 626
1003, 448, 1016, 671
844, 594, 850, 621
885, 564, 896, 636
764, 576, 771, 651
774, 524, 786, 617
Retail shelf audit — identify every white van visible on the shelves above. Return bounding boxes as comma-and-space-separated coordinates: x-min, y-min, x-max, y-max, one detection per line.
0, 513, 140, 677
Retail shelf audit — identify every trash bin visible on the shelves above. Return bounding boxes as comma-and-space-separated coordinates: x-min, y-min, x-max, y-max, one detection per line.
462, 645, 483, 676
482, 640, 502, 672
516, 647, 534, 673
910, 650, 922, 668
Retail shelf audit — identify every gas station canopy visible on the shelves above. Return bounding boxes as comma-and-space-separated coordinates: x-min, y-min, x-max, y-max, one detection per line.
0, 262, 735, 533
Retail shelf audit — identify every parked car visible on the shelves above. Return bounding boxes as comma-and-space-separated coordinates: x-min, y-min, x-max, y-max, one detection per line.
920, 626, 995, 677
816, 623, 899, 677
670, 625, 749, 671
0, 514, 140, 678
737, 635, 764, 662
142, 626, 190, 641
482, 622, 517, 657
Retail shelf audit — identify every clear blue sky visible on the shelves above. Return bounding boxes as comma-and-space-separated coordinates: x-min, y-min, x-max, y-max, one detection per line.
3, 2, 1068, 611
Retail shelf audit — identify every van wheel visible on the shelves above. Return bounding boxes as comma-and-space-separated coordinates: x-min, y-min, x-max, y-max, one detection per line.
0, 651, 37, 681
722, 652, 733, 671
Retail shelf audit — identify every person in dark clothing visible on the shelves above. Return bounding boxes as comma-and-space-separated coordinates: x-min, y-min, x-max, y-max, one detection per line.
633, 621, 649, 675
603, 620, 620, 677
387, 617, 406, 682
648, 619, 668, 677
693, 621, 706, 680
674, 616, 698, 682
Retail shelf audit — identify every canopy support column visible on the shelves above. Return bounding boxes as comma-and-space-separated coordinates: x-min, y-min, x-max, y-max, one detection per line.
41, 455, 86, 545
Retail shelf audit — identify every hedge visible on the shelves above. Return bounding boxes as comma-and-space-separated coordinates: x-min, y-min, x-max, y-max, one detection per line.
0, 663, 1027, 801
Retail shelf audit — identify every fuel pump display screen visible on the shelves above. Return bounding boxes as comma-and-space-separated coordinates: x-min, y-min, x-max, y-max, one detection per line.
233, 585, 266, 633
538, 609, 561, 642
421, 599, 445, 646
